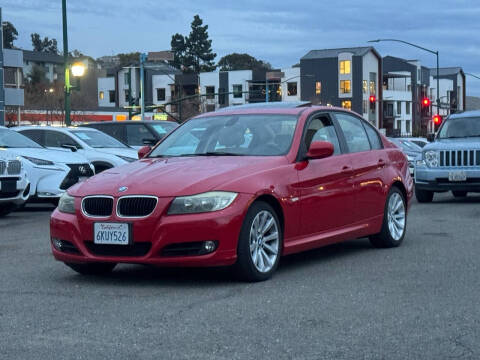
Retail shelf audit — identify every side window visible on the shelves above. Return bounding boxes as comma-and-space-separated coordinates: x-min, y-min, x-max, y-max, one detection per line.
45, 131, 78, 148
305, 116, 341, 155
126, 125, 152, 146
363, 123, 383, 150
20, 130, 44, 146
335, 113, 371, 153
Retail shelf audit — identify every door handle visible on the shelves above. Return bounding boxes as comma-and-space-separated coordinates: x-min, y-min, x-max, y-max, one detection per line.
378, 159, 386, 167
341, 165, 352, 173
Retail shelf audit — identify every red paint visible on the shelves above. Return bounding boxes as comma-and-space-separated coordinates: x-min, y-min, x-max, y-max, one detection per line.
50, 106, 413, 268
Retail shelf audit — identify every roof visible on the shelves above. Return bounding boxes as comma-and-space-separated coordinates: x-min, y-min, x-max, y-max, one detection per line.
215, 102, 311, 112
77, 120, 178, 126
430, 67, 464, 77
22, 50, 64, 64
449, 110, 480, 119
301, 47, 376, 60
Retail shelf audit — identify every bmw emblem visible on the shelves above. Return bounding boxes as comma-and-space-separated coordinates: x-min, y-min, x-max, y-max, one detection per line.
118, 186, 128, 192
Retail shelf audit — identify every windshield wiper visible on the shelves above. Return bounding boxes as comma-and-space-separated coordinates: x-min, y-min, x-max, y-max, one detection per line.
203, 151, 243, 156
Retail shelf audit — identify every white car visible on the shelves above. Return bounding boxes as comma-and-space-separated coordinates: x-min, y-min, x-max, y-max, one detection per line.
0, 151, 30, 216
404, 137, 429, 148
0, 126, 94, 202
15, 126, 138, 173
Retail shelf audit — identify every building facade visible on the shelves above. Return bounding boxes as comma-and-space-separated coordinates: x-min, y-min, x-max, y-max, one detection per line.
22, 50, 64, 83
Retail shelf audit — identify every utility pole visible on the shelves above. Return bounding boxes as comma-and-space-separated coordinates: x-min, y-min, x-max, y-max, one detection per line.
0, 7, 5, 126
62, 0, 71, 126
139, 53, 147, 120
128, 67, 132, 119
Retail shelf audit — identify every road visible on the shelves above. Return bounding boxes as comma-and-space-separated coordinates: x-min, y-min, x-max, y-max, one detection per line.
1, 194, 479, 359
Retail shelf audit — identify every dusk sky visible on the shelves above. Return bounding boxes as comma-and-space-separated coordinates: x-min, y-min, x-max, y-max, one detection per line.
3, 0, 480, 95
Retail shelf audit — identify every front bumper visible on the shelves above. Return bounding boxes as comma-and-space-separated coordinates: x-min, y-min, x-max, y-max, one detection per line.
415, 166, 480, 192
50, 193, 253, 267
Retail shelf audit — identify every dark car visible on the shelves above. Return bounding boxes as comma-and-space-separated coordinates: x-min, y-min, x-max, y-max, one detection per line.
79, 120, 178, 149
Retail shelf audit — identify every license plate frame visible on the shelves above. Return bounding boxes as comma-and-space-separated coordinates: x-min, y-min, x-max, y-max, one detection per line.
0, 179, 17, 193
448, 171, 467, 182
93, 222, 131, 245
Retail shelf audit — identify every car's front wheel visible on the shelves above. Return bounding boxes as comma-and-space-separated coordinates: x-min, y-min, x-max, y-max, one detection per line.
370, 187, 407, 248
65, 262, 116, 275
452, 191, 467, 198
415, 187, 434, 203
235, 201, 282, 282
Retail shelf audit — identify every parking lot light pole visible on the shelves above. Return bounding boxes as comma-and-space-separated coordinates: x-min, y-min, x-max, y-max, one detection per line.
368, 39, 440, 118
62, 0, 71, 126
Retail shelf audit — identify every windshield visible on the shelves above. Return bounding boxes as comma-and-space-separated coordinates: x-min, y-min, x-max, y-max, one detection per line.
438, 117, 480, 139
0, 128, 43, 148
397, 139, 422, 152
148, 114, 298, 157
70, 129, 128, 148
150, 122, 178, 138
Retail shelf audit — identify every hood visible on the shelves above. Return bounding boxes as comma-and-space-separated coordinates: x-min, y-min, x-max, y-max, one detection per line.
0, 148, 22, 161
69, 156, 287, 197
6, 147, 90, 164
94, 147, 138, 159
424, 137, 480, 151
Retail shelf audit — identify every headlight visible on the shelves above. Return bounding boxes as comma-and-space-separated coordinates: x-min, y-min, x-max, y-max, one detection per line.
168, 191, 238, 215
424, 151, 439, 167
407, 155, 414, 162
117, 155, 136, 163
58, 192, 76, 214
22, 156, 54, 166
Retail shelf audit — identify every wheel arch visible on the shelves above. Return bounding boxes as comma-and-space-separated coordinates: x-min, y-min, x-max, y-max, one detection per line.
390, 180, 408, 204
251, 194, 285, 236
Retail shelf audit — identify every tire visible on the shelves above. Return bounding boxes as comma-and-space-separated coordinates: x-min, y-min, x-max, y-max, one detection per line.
452, 191, 467, 198
65, 262, 116, 275
0, 203, 16, 217
415, 187, 434, 203
370, 187, 407, 248
234, 201, 282, 282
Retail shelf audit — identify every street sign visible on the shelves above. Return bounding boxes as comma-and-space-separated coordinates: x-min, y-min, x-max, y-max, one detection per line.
148, 51, 174, 62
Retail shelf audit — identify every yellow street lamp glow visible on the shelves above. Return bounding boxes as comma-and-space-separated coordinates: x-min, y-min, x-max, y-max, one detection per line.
71, 62, 86, 77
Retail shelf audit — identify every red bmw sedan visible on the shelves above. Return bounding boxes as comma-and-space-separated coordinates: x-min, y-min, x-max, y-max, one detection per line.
50, 103, 413, 281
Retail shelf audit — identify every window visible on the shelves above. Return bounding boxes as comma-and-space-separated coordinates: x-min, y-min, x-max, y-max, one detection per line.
341, 100, 352, 110
363, 122, 382, 150
369, 80, 376, 94
45, 131, 78, 148
206, 104, 216, 112
406, 102, 410, 115
396, 120, 402, 130
18, 129, 45, 145
157, 88, 166, 101
362, 80, 367, 93
124, 72, 130, 86
340, 80, 351, 94
206, 86, 215, 99
99, 91, 104, 100
406, 120, 411, 134
126, 124, 153, 146
124, 90, 130, 102
287, 82, 297, 96
305, 117, 341, 155
232, 84, 242, 98
397, 101, 402, 115
335, 113, 371, 153
109, 90, 115, 103
218, 87, 226, 105
363, 100, 368, 114
339, 60, 351, 74
315, 81, 321, 95
385, 103, 394, 117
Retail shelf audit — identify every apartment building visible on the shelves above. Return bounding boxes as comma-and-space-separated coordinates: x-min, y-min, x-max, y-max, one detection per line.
429, 67, 466, 115
382, 71, 413, 136
300, 47, 382, 127
22, 50, 64, 83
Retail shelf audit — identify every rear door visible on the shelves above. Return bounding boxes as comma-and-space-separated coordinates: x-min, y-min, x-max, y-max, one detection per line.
333, 112, 386, 223
296, 113, 355, 236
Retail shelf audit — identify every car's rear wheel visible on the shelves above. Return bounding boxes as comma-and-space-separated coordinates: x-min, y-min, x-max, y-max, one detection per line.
65, 262, 116, 275
452, 191, 467, 198
370, 187, 407, 248
415, 187, 434, 203
235, 201, 282, 282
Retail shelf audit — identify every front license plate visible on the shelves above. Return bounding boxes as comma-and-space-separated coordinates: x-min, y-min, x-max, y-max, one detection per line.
0, 180, 17, 193
448, 171, 467, 182
94, 223, 130, 245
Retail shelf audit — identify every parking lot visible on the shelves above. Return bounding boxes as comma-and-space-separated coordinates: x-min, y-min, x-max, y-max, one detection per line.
0, 193, 478, 359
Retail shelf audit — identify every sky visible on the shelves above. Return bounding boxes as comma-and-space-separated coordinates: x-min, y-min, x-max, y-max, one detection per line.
2, 0, 480, 95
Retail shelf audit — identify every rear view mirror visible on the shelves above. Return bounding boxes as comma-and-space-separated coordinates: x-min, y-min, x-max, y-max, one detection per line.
306, 141, 334, 160
61, 144, 77, 152
426, 133, 435, 142
138, 145, 152, 159
143, 138, 157, 146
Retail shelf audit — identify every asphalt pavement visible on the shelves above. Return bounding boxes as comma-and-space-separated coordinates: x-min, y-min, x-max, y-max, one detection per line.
0, 194, 479, 359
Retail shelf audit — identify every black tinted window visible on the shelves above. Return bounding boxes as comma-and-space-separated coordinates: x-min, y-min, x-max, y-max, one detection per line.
45, 131, 78, 148
19, 130, 44, 145
335, 113, 371, 153
363, 123, 382, 150
126, 124, 154, 146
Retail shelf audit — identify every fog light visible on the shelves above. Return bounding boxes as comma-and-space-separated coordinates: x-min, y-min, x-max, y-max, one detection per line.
203, 241, 217, 253
52, 237, 63, 250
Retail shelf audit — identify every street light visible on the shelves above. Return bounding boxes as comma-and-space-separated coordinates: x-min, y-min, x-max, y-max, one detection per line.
71, 62, 86, 77
368, 38, 440, 122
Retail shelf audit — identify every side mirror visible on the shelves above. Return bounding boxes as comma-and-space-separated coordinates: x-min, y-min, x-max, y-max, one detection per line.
138, 145, 152, 159
61, 144, 77, 152
306, 141, 334, 160
426, 133, 435, 142
142, 138, 157, 146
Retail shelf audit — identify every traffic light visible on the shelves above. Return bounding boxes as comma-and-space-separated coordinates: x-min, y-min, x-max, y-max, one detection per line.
369, 95, 376, 111
421, 97, 431, 117
422, 97, 431, 107
433, 114, 442, 125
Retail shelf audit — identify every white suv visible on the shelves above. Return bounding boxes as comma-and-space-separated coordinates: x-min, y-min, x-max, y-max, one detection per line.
0, 151, 30, 216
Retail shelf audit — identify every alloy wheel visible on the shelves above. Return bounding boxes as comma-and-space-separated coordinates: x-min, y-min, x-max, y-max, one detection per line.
387, 193, 406, 241
249, 210, 280, 273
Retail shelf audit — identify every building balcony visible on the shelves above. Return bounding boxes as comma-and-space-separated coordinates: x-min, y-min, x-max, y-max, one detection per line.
383, 89, 412, 102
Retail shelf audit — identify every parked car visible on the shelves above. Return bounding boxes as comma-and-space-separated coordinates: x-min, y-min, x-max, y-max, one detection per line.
404, 137, 428, 148
0, 151, 30, 216
51, 103, 413, 281
79, 120, 179, 149
415, 110, 480, 202
388, 138, 422, 175
0, 126, 94, 202
15, 126, 138, 173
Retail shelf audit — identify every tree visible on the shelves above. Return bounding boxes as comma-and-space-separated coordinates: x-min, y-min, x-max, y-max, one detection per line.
217, 53, 272, 71
27, 65, 48, 85
170, 15, 216, 72
118, 52, 140, 67
2, 22, 18, 49
31, 33, 58, 54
